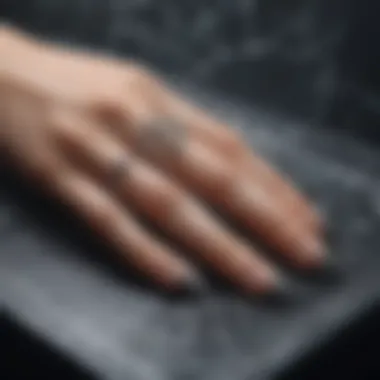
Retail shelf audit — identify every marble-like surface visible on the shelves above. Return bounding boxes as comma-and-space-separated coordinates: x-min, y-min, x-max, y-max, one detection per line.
1, 84, 380, 380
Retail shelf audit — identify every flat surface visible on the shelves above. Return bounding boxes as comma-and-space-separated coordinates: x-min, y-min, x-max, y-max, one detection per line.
1, 86, 380, 380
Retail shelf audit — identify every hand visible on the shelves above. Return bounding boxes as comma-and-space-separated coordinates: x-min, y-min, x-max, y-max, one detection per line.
0, 27, 325, 295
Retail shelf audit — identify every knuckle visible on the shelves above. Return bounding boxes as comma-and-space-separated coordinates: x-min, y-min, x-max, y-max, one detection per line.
93, 65, 163, 127
91, 88, 126, 119
48, 111, 79, 145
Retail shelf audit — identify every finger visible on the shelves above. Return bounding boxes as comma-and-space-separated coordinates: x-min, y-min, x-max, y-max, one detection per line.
133, 126, 324, 269
52, 171, 198, 290
122, 161, 279, 295
225, 172, 325, 268
162, 91, 322, 232
56, 114, 279, 294
240, 152, 323, 233
50, 111, 198, 290
100, 72, 321, 234
96, 83, 324, 268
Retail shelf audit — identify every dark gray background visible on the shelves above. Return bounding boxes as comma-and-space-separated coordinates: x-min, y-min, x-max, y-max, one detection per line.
2, 0, 380, 136
1, 1, 380, 380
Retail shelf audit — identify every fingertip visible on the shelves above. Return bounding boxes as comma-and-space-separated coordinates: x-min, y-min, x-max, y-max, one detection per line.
241, 262, 280, 296
289, 233, 327, 270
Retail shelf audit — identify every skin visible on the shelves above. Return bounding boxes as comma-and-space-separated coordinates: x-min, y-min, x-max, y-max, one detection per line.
0, 26, 325, 295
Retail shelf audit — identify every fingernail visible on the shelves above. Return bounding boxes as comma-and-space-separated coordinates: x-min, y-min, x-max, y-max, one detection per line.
176, 270, 206, 296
